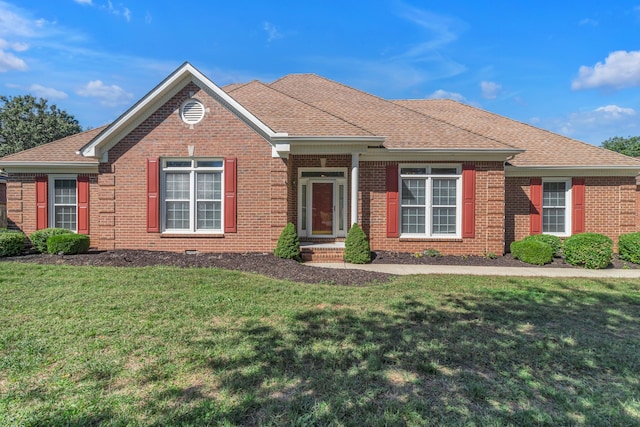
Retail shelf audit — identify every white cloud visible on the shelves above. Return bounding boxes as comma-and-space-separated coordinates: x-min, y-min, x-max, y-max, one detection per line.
572, 50, 640, 90
29, 84, 68, 100
428, 89, 468, 103
543, 104, 639, 144
263, 22, 283, 43
579, 18, 598, 26
0, 49, 27, 72
77, 80, 133, 106
74, 0, 93, 4
480, 81, 501, 99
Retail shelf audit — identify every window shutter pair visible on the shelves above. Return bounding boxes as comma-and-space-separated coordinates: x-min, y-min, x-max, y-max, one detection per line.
146, 158, 237, 233
385, 164, 476, 238
529, 177, 585, 235
35, 175, 90, 233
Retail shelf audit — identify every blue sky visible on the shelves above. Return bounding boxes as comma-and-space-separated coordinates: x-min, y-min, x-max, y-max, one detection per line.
1, 0, 639, 145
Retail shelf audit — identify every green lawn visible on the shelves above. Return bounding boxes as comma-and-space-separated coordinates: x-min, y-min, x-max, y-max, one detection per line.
1, 263, 639, 426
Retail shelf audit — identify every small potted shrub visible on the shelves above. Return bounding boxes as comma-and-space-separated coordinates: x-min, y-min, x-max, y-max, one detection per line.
344, 223, 371, 264
274, 223, 301, 261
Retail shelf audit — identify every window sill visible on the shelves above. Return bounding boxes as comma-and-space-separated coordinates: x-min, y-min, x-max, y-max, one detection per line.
161, 233, 225, 238
399, 236, 462, 242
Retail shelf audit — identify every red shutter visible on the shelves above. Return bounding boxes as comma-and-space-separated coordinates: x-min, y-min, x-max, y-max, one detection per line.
35, 176, 48, 230
530, 177, 542, 235
386, 164, 399, 238
462, 164, 476, 238
572, 178, 585, 234
147, 158, 160, 233
224, 157, 237, 233
77, 176, 90, 234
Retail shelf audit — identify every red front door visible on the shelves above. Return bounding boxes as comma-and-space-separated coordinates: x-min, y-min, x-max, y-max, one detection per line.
312, 182, 333, 235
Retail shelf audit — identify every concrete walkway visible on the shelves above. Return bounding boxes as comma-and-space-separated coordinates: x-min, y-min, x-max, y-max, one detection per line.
308, 262, 640, 278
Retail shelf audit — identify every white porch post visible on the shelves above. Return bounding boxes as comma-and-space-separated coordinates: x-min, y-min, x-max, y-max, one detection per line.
350, 152, 359, 227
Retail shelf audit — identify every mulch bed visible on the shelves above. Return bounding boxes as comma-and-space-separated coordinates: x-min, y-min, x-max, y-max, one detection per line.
2, 250, 637, 286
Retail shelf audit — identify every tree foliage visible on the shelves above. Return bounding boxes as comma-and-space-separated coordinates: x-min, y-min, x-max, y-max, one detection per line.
0, 95, 82, 156
600, 136, 640, 157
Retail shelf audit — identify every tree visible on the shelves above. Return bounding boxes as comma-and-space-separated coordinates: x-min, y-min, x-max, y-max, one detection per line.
600, 136, 640, 157
0, 95, 82, 156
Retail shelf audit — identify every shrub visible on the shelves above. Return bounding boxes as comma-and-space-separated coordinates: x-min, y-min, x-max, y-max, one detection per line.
563, 233, 613, 269
619, 232, 640, 265
523, 234, 562, 257
344, 223, 371, 264
0, 231, 26, 257
273, 223, 301, 261
46, 234, 90, 255
30, 228, 74, 253
510, 239, 553, 265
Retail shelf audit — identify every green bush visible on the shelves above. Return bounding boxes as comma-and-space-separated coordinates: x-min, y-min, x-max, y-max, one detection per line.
344, 223, 371, 264
523, 234, 562, 257
510, 239, 553, 265
563, 233, 613, 269
30, 228, 74, 253
0, 231, 26, 257
273, 223, 301, 261
618, 232, 640, 265
46, 233, 90, 255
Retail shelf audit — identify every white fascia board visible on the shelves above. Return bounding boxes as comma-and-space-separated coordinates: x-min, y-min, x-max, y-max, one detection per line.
80, 62, 281, 159
0, 162, 99, 174
505, 165, 640, 177
361, 148, 523, 162
272, 135, 385, 144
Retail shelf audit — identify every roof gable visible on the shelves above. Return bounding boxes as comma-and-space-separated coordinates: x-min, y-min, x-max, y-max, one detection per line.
80, 62, 285, 159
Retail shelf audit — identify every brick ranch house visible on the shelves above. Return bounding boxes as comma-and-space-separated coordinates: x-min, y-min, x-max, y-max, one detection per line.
1, 62, 639, 260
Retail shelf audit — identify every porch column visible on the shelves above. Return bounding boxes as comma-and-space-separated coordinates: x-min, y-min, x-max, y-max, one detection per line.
351, 152, 359, 226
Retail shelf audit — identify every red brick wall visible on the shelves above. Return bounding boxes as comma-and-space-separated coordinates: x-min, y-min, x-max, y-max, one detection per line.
94, 82, 288, 252
505, 176, 638, 250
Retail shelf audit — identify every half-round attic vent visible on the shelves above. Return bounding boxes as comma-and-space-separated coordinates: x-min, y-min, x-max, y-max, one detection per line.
180, 99, 205, 125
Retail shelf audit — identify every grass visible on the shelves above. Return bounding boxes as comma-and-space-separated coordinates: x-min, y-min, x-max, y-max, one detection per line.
1, 263, 639, 426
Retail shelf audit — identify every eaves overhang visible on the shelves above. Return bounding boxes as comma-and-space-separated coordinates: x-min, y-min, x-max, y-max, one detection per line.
361, 147, 524, 162
0, 161, 99, 174
505, 165, 640, 177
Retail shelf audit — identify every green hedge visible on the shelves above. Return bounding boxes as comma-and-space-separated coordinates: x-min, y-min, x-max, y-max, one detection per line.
510, 239, 553, 265
0, 231, 26, 257
563, 233, 613, 269
273, 223, 301, 261
344, 223, 371, 264
46, 234, 90, 255
30, 228, 74, 253
618, 232, 640, 265
523, 234, 562, 257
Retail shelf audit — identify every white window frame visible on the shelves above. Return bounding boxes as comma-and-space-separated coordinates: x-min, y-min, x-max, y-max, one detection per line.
161, 158, 224, 234
542, 178, 572, 237
48, 175, 78, 232
297, 167, 348, 238
399, 164, 462, 239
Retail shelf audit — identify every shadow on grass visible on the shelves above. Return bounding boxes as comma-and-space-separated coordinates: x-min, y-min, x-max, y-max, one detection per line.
139, 280, 640, 426
19, 278, 640, 426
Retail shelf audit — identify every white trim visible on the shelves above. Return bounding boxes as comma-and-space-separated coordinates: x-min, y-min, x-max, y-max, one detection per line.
79, 62, 285, 159
505, 165, 640, 177
351, 153, 359, 226
160, 158, 225, 234
48, 174, 78, 232
398, 164, 462, 239
542, 178, 572, 237
297, 167, 348, 238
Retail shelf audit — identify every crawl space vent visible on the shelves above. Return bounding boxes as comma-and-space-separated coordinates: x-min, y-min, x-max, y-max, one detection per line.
180, 99, 205, 125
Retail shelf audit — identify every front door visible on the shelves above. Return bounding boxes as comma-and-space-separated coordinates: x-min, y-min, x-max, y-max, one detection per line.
311, 182, 334, 236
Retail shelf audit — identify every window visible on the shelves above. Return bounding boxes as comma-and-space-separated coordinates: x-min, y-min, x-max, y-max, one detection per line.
52, 178, 77, 231
542, 179, 571, 235
400, 165, 461, 237
162, 159, 223, 233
